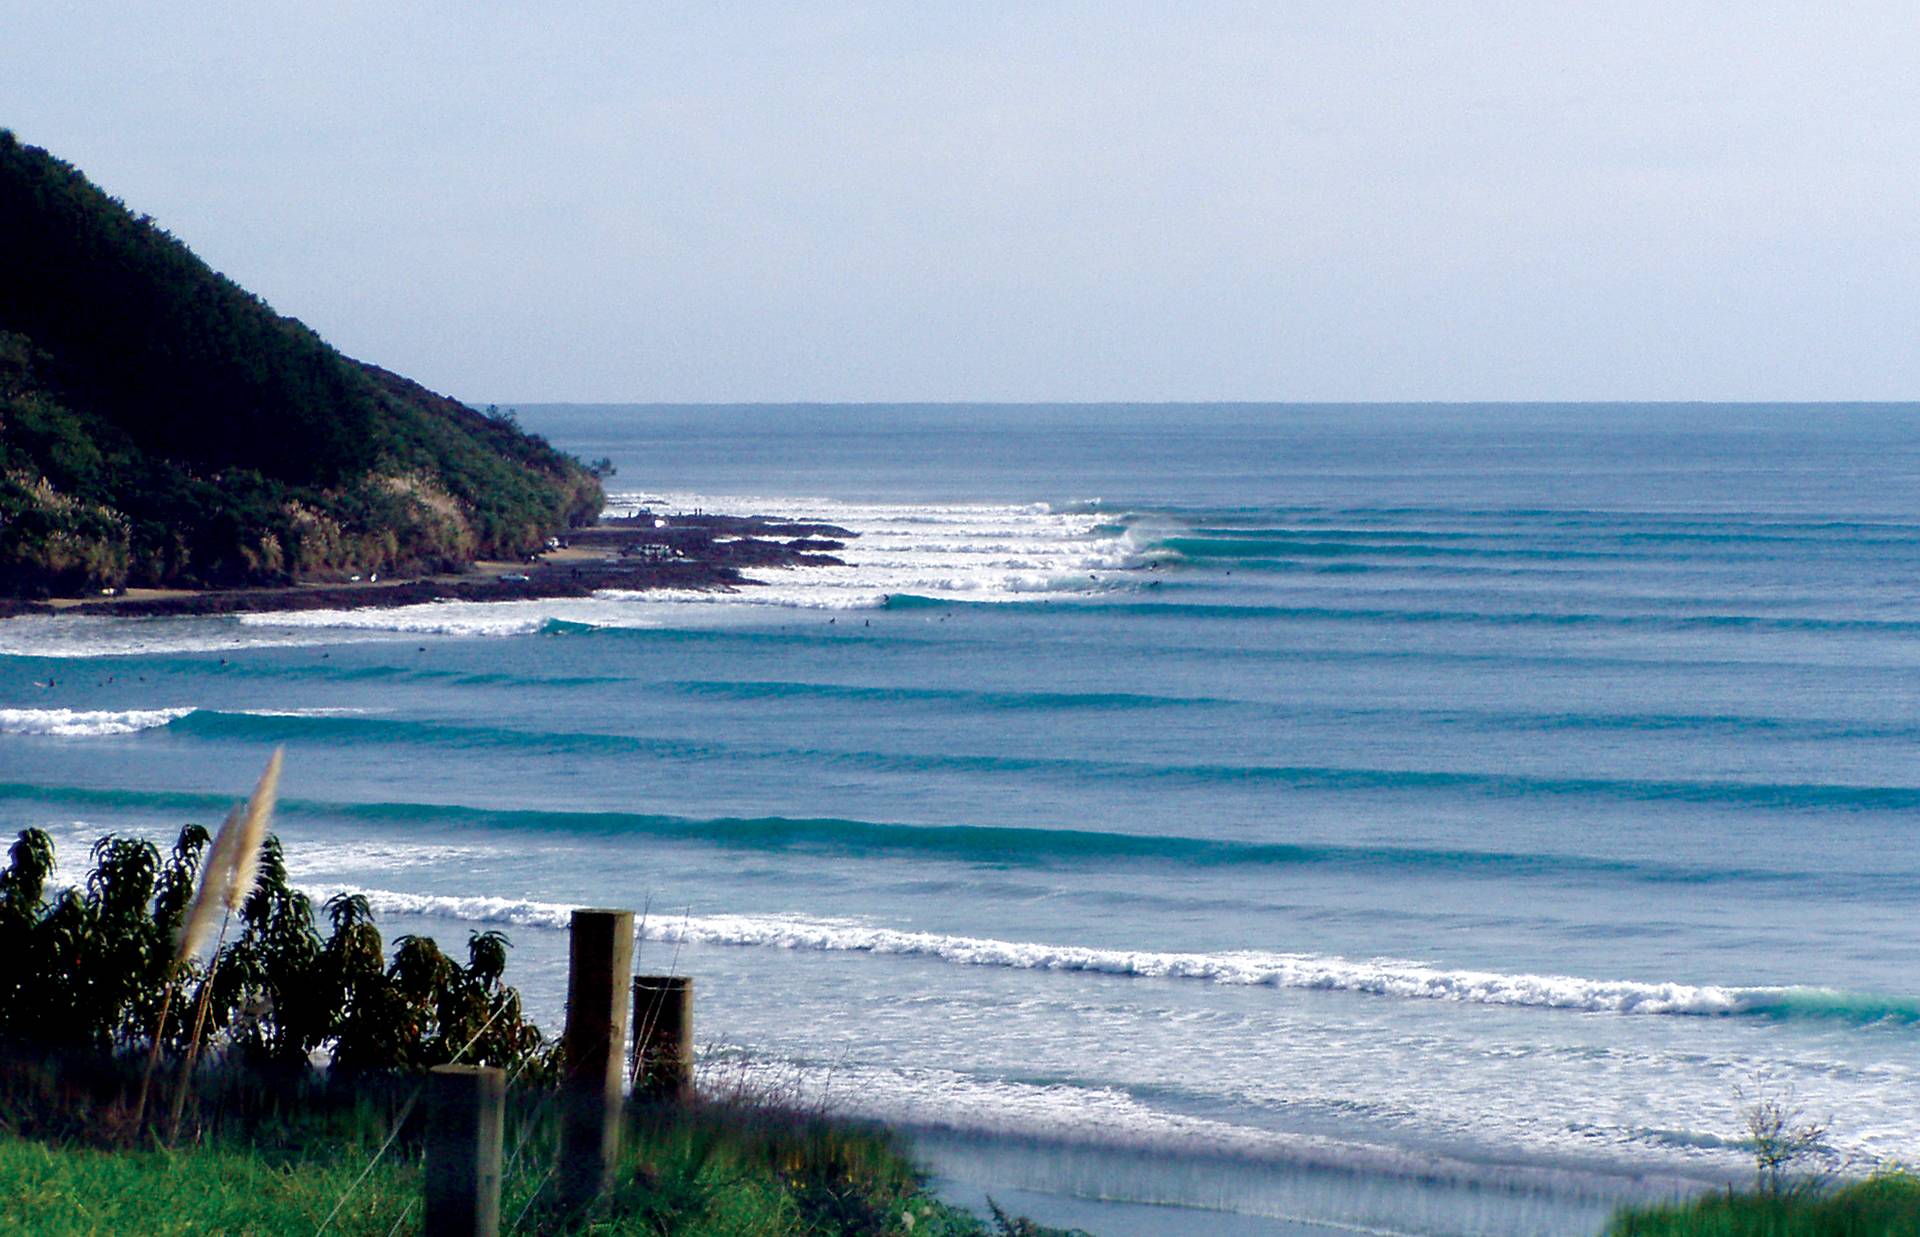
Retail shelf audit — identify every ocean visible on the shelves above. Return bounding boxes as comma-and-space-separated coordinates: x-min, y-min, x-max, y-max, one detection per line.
4, 403, 1919, 1235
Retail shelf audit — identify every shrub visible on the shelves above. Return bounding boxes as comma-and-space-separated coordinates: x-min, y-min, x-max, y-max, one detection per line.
0, 824, 550, 1096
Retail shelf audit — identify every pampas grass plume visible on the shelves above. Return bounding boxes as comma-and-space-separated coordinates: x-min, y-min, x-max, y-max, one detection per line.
224, 746, 282, 913
175, 803, 242, 964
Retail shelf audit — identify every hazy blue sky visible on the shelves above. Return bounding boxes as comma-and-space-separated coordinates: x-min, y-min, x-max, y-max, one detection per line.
4, 3, 1917, 402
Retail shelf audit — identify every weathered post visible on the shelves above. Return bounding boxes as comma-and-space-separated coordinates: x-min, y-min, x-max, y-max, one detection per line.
424, 1064, 505, 1237
630, 976, 695, 1103
559, 907, 634, 1209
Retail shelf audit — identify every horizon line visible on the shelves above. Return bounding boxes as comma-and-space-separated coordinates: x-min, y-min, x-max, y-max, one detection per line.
484, 397, 1920, 409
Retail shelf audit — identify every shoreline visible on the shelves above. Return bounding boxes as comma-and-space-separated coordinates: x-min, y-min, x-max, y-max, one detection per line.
0, 509, 854, 621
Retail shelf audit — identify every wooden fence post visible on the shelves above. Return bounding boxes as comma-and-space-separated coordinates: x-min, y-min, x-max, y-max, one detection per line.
425, 1064, 505, 1237
559, 907, 634, 1209
630, 976, 694, 1103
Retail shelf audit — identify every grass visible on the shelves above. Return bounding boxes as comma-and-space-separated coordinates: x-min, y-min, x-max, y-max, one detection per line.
0, 1052, 1077, 1236
0, 1133, 415, 1235
1605, 1174, 1920, 1237
0, 1115, 1014, 1236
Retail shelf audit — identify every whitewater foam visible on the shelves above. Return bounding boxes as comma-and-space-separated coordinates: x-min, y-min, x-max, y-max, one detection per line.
1, 495, 1135, 653
0, 613, 406, 659
0, 706, 367, 738
303, 886, 1873, 1021
602, 491, 1134, 610
194, 494, 1141, 639
694, 1055, 1714, 1200
238, 601, 566, 637
0, 707, 194, 737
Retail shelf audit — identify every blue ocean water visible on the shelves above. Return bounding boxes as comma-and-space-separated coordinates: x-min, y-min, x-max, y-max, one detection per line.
5, 403, 1920, 1235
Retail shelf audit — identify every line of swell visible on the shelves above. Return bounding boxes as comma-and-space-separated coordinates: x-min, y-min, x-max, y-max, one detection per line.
1119, 505, 1920, 532
299, 884, 1920, 1026
0, 780, 1831, 885
662, 679, 1215, 712
1156, 536, 1644, 562
906, 596, 1920, 635
658, 682, 1920, 741
12, 695, 1904, 744
139, 711, 1920, 812
1171, 524, 1920, 548
4, 631, 1895, 680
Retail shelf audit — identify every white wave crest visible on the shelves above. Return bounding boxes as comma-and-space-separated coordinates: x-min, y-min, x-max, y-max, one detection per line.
6, 495, 1144, 652
308, 885, 1761, 1018
599, 491, 1136, 611
0, 614, 409, 659
238, 603, 560, 637
0, 706, 194, 736
0, 705, 370, 738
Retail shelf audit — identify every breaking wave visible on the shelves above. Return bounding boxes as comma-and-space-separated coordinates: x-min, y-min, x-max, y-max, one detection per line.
0, 706, 363, 737
0, 706, 194, 737
601, 491, 1133, 608
301, 886, 1920, 1025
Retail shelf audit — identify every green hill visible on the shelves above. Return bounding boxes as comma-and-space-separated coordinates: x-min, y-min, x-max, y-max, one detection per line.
0, 130, 601, 597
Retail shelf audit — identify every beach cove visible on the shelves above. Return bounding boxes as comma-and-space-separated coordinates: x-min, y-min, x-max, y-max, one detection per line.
6, 402, 1920, 1235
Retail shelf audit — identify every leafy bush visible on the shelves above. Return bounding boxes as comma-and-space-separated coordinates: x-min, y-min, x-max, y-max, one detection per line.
0, 809, 1091, 1234
0, 825, 549, 1086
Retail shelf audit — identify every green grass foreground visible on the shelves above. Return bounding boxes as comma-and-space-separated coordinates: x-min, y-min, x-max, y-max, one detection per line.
0, 1051, 1081, 1237
0, 1132, 416, 1235
1605, 1174, 1920, 1236
0, 1108, 1064, 1236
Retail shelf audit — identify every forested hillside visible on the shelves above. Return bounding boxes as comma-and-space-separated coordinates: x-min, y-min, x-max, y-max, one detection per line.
0, 131, 601, 596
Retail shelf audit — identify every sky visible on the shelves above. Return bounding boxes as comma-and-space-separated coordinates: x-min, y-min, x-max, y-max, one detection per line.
3, 3, 1918, 403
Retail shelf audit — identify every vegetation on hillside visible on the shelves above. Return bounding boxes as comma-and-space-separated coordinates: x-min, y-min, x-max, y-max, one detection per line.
0, 130, 601, 597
